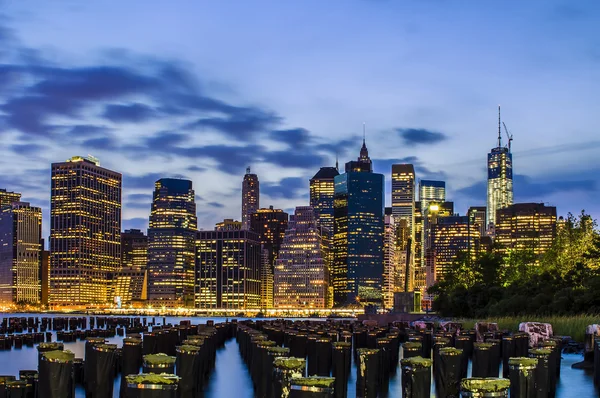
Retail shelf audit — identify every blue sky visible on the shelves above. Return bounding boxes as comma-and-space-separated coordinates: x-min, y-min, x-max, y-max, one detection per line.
0, 0, 599, 239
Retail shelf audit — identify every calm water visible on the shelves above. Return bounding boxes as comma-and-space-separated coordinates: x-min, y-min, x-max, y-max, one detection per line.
0, 314, 597, 397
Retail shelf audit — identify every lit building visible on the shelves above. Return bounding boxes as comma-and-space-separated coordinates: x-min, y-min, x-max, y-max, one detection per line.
417, 180, 447, 290
0, 202, 42, 305
0, 189, 21, 207
260, 247, 273, 309
41, 249, 49, 306
419, 180, 446, 212
430, 215, 481, 284
391, 164, 416, 235
333, 138, 384, 306
147, 178, 197, 308
487, 107, 513, 229
113, 267, 147, 306
468, 206, 487, 238
383, 213, 398, 309
274, 206, 329, 309
495, 203, 556, 259
250, 206, 288, 308
121, 229, 148, 269
195, 229, 261, 309
116, 229, 148, 305
310, 166, 339, 233
242, 167, 259, 230
50, 156, 121, 305
215, 219, 242, 231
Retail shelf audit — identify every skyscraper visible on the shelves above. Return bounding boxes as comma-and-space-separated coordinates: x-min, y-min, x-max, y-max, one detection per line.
310, 166, 339, 233
147, 178, 197, 308
0, 189, 21, 207
333, 138, 384, 306
391, 164, 416, 234
0, 202, 42, 304
50, 156, 121, 305
495, 203, 556, 259
242, 167, 259, 230
383, 213, 398, 309
274, 206, 329, 309
468, 206, 487, 238
115, 229, 148, 305
487, 107, 513, 229
195, 228, 261, 309
121, 229, 148, 270
419, 180, 446, 212
250, 206, 288, 308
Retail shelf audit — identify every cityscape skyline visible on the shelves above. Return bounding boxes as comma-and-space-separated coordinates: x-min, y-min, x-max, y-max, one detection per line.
0, 2, 599, 243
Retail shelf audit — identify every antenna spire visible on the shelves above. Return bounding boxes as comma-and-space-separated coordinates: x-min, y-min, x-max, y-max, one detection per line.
335, 152, 339, 171
363, 122, 366, 144
497, 105, 502, 148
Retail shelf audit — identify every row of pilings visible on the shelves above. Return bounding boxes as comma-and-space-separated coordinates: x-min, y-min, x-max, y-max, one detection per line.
235, 319, 565, 398
0, 319, 237, 398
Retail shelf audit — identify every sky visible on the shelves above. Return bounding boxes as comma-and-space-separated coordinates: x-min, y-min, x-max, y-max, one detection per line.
0, 0, 599, 240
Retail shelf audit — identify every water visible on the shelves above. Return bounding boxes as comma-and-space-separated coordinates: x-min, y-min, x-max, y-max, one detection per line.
0, 314, 597, 397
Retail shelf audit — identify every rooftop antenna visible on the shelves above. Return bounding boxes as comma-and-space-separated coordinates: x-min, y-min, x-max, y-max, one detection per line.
363, 122, 366, 144
246, 166, 250, 174
497, 105, 502, 148
335, 152, 339, 171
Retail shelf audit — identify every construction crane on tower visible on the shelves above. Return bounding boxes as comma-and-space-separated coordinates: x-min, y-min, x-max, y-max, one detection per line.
502, 122, 513, 152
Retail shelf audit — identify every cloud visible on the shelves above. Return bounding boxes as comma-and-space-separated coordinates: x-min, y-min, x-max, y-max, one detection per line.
207, 201, 225, 208
102, 103, 157, 123
262, 177, 307, 200
456, 174, 597, 201
397, 128, 447, 146
270, 128, 312, 148
123, 217, 148, 231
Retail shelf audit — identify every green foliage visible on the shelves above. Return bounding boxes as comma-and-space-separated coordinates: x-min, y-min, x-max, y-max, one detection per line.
429, 210, 600, 321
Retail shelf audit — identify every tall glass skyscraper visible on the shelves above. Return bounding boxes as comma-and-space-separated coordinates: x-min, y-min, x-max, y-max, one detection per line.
391, 164, 416, 234
487, 107, 513, 229
50, 156, 121, 305
0, 202, 42, 304
242, 167, 259, 230
310, 166, 339, 233
333, 139, 384, 306
147, 178, 197, 308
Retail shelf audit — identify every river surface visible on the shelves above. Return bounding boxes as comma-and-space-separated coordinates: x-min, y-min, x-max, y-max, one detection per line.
0, 314, 596, 397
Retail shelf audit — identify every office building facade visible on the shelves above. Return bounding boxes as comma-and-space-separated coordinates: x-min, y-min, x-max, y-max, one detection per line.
147, 178, 197, 308
250, 206, 288, 308
242, 167, 259, 230
121, 229, 148, 270
468, 206, 487, 238
333, 140, 385, 306
391, 164, 416, 234
0, 202, 42, 304
310, 167, 339, 233
195, 229, 261, 309
274, 206, 329, 309
495, 203, 556, 258
50, 156, 121, 305
383, 213, 398, 309
0, 189, 21, 207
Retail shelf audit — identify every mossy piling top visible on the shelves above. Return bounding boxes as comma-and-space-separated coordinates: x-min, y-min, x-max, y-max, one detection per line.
460, 378, 510, 392
143, 353, 176, 365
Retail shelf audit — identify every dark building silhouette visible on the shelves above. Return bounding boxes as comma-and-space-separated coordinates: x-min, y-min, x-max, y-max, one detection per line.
250, 206, 288, 308
333, 138, 384, 306
50, 156, 121, 305
242, 167, 259, 230
116, 229, 149, 305
195, 228, 261, 309
147, 178, 197, 308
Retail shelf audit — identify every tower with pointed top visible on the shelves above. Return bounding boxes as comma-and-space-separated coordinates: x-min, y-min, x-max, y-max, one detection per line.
486, 106, 513, 230
242, 167, 260, 230
333, 132, 384, 306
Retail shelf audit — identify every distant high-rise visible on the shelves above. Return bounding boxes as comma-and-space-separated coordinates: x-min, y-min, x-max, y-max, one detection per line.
487, 107, 513, 229
195, 228, 261, 309
419, 180, 446, 212
391, 164, 416, 235
116, 229, 148, 305
495, 203, 556, 259
50, 156, 121, 305
310, 166, 339, 233
0, 189, 21, 207
0, 202, 42, 304
333, 137, 384, 306
468, 206, 487, 238
250, 206, 288, 308
242, 167, 259, 230
147, 178, 197, 308
383, 213, 398, 309
121, 229, 148, 270
274, 206, 329, 309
